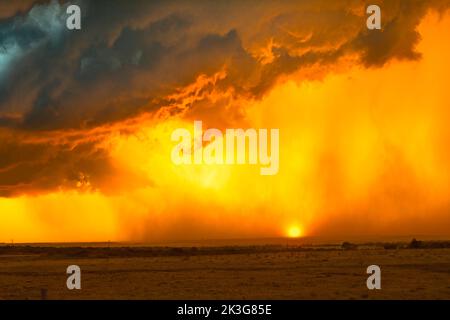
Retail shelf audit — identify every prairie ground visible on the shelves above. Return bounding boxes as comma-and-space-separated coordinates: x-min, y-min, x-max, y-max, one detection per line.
0, 242, 449, 300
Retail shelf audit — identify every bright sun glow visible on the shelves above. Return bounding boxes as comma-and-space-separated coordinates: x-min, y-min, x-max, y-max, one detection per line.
287, 225, 303, 238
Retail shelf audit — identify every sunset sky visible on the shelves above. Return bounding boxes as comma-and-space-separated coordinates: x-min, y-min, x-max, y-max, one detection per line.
1, 0, 450, 243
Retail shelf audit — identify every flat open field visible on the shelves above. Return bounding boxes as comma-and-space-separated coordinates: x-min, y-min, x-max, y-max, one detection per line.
0, 240, 449, 300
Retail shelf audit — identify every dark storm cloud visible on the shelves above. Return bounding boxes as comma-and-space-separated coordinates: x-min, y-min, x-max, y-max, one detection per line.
0, 133, 110, 196
3, 0, 449, 130
348, 0, 450, 66
0, 0, 449, 196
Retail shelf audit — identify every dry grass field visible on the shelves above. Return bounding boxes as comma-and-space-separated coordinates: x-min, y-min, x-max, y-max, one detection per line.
0, 240, 449, 300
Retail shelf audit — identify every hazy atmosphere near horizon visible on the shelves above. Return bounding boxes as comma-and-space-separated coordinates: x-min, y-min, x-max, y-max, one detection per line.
1, 0, 450, 244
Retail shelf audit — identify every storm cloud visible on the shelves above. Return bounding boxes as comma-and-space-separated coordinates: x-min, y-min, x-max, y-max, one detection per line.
0, 0, 449, 196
